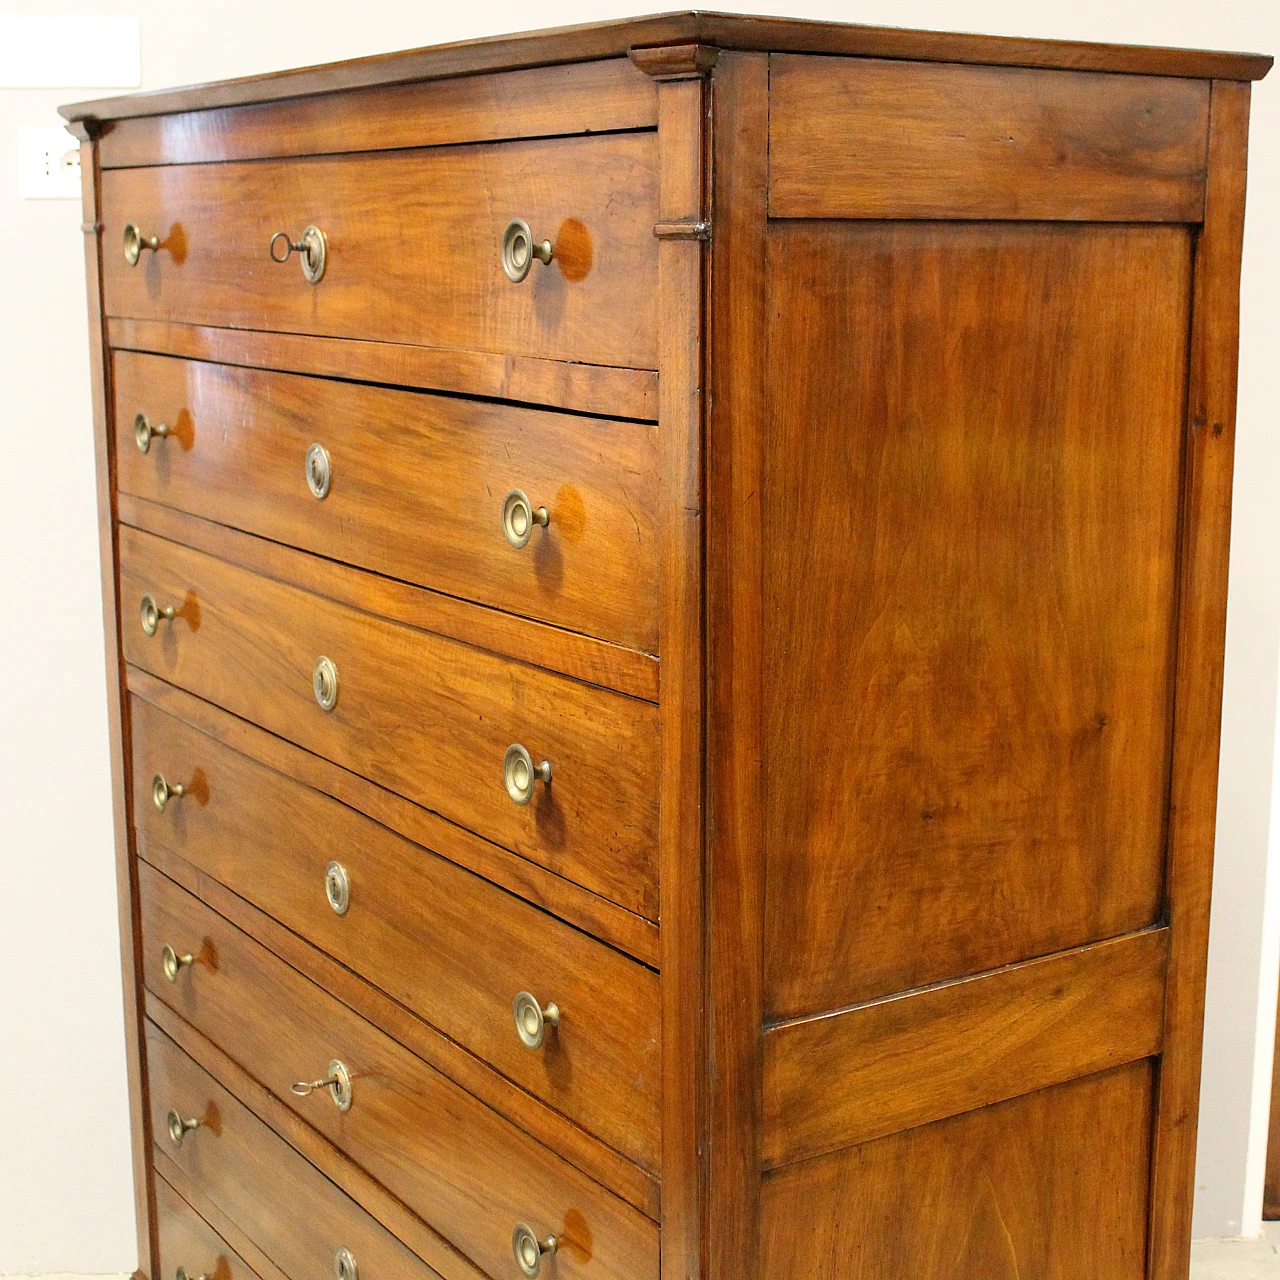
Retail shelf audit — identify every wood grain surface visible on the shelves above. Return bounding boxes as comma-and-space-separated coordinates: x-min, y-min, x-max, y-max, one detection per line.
101, 133, 657, 370
114, 352, 660, 652
762, 929, 1168, 1167
769, 55, 1210, 221
132, 695, 660, 1172
154, 1173, 265, 1280
139, 865, 660, 1280
118, 525, 660, 918
762, 220, 1191, 1020
761, 1062, 1155, 1279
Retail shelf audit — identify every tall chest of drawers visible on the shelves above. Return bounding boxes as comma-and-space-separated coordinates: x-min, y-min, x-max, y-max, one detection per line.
64, 14, 1271, 1280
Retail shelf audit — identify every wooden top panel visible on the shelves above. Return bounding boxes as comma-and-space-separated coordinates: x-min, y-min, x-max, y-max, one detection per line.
60, 12, 1270, 128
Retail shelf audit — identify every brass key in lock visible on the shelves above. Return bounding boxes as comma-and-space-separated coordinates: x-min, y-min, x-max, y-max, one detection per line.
291, 1058, 353, 1111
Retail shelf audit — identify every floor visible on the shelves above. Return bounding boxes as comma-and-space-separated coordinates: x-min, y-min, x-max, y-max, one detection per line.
1192, 1225, 1280, 1279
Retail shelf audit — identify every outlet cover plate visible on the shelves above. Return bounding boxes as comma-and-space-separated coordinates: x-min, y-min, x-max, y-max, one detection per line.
18, 126, 81, 199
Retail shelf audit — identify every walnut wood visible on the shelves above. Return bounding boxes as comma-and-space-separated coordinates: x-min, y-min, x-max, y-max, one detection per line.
154, 1173, 264, 1280
1148, 79, 1254, 1280
149, 1000, 489, 1280
148, 1027, 449, 1280
762, 219, 1191, 1021
143, 838, 659, 1221
769, 56, 1210, 222
77, 134, 158, 1279
761, 1062, 1156, 1279
704, 51, 769, 1280
138, 865, 660, 1280
126, 667, 659, 966
114, 352, 660, 653
118, 526, 660, 918
762, 929, 1168, 1169
58, 12, 1271, 128
99, 59, 656, 167
108, 318, 659, 422
630, 43, 720, 79
654, 70, 709, 1280
156, 1167, 287, 1280
100, 135, 658, 371
120, 496, 658, 704
131, 695, 661, 1173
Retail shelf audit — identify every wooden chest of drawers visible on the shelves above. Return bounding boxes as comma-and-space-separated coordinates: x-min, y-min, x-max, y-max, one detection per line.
64, 14, 1271, 1280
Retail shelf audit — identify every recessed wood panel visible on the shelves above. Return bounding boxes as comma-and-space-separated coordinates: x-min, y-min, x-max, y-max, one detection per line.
118, 525, 659, 919
761, 1062, 1155, 1280
763, 221, 1190, 1019
769, 55, 1209, 221
100, 133, 657, 370
132, 695, 660, 1171
763, 929, 1167, 1167
114, 352, 660, 653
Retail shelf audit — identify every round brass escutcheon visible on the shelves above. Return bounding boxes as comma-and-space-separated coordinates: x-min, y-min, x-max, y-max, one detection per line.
325, 861, 350, 916
313, 656, 339, 713
134, 412, 169, 454
306, 443, 332, 500
511, 1224, 558, 1279
501, 219, 553, 284
269, 224, 327, 284
152, 772, 185, 812
123, 223, 159, 266
161, 943, 194, 983
501, 489, 549, 550
140, 593, 176, 637
333, 1247, 358, 1280
512, 991, 560, 1051
503, 744, 551, 806
292, 1059, 353, 1112
166, 1107, 199, 1146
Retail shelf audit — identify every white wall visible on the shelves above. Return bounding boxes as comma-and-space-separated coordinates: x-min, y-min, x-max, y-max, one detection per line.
0, 0, 1274, 1271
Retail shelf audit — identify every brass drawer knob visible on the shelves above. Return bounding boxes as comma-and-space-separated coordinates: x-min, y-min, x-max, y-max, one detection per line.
501, 219, 554, 283
134, 412, 170, 454
292, 1058, 353, 1112
123, 223, 160, 265
504, 744, 551, 806
325, 861, 350, 916
332, 1247, 358, 1280
313, 656, 339, 712
513, 991, 560, 1051
152, 773, 186, 812
175, 1268, 210, 1280
140, 593, 176, 636
270, 225, 327, 284
511, 1225, 558, 1279
306, 443, 332, 499
502, 489, 549, 549
166, 1108, 200, 1146
161, 943, 194, 983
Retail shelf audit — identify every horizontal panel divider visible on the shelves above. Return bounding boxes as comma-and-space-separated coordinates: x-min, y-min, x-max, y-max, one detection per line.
125, 665, 661, 968
146, 1009, 489, 1280
762, 927, 1169, 1169
107, 318, 659, 422
141, 839, 661, 1219
117, 495, 659, 704
97, 58, 658, 169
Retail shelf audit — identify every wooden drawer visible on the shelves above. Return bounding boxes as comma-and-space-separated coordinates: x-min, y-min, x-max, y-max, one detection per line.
114, 352, 660, 653
119, 525, 659, 919
155, 1174, 263, 1280
132, 694, 660, 1171
99, 134, 657, 370
149, 1026, 444, 1280
139, 863, 660, 1280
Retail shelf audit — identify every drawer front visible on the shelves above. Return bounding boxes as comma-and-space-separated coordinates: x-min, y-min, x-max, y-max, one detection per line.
139, 863, 660, 1280
114, 352, 660, 653
119, 526, 659, 919
133, 694, 660, 1170
155, 1175, 262, 1280
149, 1025, 444, 1280
100, 134, 658, 370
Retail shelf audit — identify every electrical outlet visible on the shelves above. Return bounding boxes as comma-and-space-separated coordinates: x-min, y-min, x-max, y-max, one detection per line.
18, 126, 81, 199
